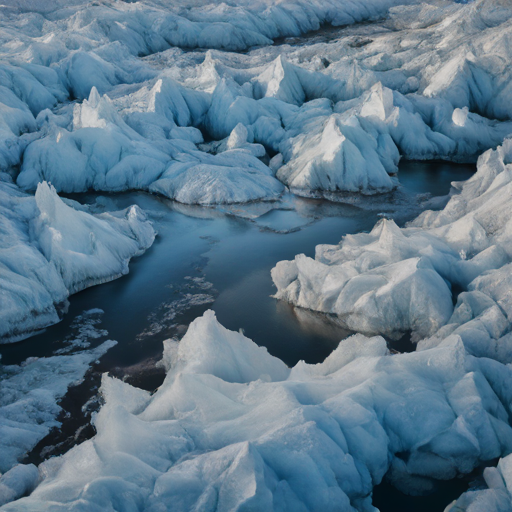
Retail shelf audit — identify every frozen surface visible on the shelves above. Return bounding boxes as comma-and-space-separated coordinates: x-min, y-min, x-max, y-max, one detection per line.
1, 0, 512, 201
0, 340, 116, 474
2, 0, 512, 509
3, 310, 512, 511
0, 179, 155, 343
273, 138, 512, 353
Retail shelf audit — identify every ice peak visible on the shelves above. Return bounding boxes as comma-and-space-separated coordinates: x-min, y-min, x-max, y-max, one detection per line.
166, 309, 290, 384
252, 55, 305, 106
88, 86, 101, 108
360, 82, 394, 121
72, 87, 119, 130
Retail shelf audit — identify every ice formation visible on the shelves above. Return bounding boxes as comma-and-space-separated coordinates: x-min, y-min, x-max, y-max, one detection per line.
2, 0, 512, 510
0, 179, 155, 343
0, 340, 116, 475
0, 0, 511, 202
2, 310, 512, 511
445, 454, 512, 512
273, 138, 512, 354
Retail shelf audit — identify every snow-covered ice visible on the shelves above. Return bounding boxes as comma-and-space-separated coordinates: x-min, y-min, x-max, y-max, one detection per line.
1, 0, 512, 202
2, 0, 512, 509
273, 138, 512, 353
0, 464, 38, 507
0, 179, 155, 343
3, 310, 512, 511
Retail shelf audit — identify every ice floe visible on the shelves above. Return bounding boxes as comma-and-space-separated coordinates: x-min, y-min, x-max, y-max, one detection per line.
0, 340, 116, 475
0, 179, 155, 343
273, 137, 512, 359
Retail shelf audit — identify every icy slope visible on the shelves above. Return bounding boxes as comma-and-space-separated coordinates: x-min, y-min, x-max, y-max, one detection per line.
14, 84, 286, 204
0, 0, 422, 52
272, 138, 512, 358
13, 73, 511, 201
1, 0, 512, 200
3, 310, 512, 511
0, 179, 155, 343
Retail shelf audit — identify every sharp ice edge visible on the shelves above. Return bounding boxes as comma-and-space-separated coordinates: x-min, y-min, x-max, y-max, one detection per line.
1, 309, 512, 511
0, 180, 155, 343
1, 0, 512, 203
272, 138, 512, 358
2, 0, 512, 509
446, 457, 512, 512
270, 113, 512, 512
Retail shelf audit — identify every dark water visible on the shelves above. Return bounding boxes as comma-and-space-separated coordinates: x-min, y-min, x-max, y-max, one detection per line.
0, 195, 368, 370
0, 161, 477, 509
271, 19, 389, 49
373, 474, 480, 512
398, 160, 475, 197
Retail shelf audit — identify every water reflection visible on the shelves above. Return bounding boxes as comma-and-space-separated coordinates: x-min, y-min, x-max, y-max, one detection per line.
280, 302, 353, 344
0, 160, 476, 472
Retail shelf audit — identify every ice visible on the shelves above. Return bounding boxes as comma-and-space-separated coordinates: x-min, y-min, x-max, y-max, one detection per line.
273, 136, 512, 355
272, 222, 455, 340
0, 64, 63, 115
3, 0, 512, 202
277, 100, 397, 194
0, 464, 38, 507
3, 311, 512, 511
253, 55, 307, 106
149, 158, 284, 205
4, 0, 512, 508
15, 84, 286, 204
0, 0, 425, 53
444, 455, 512, 512
0, 86, 37, 173
0, 340, 116, 474
0, 180, 155, 343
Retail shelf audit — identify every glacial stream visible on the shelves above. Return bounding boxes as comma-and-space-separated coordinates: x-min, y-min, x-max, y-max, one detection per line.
0, 160, 475, 510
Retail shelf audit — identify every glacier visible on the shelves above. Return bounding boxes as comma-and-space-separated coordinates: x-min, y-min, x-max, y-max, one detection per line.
0, 0, 511, 202
2, 0, 512, 510
445, 454, 512, 512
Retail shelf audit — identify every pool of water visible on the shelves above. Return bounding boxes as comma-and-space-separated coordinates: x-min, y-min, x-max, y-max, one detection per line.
0, 160, 477, 509
398, 160, 475, 197
1, 195, 370, 370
